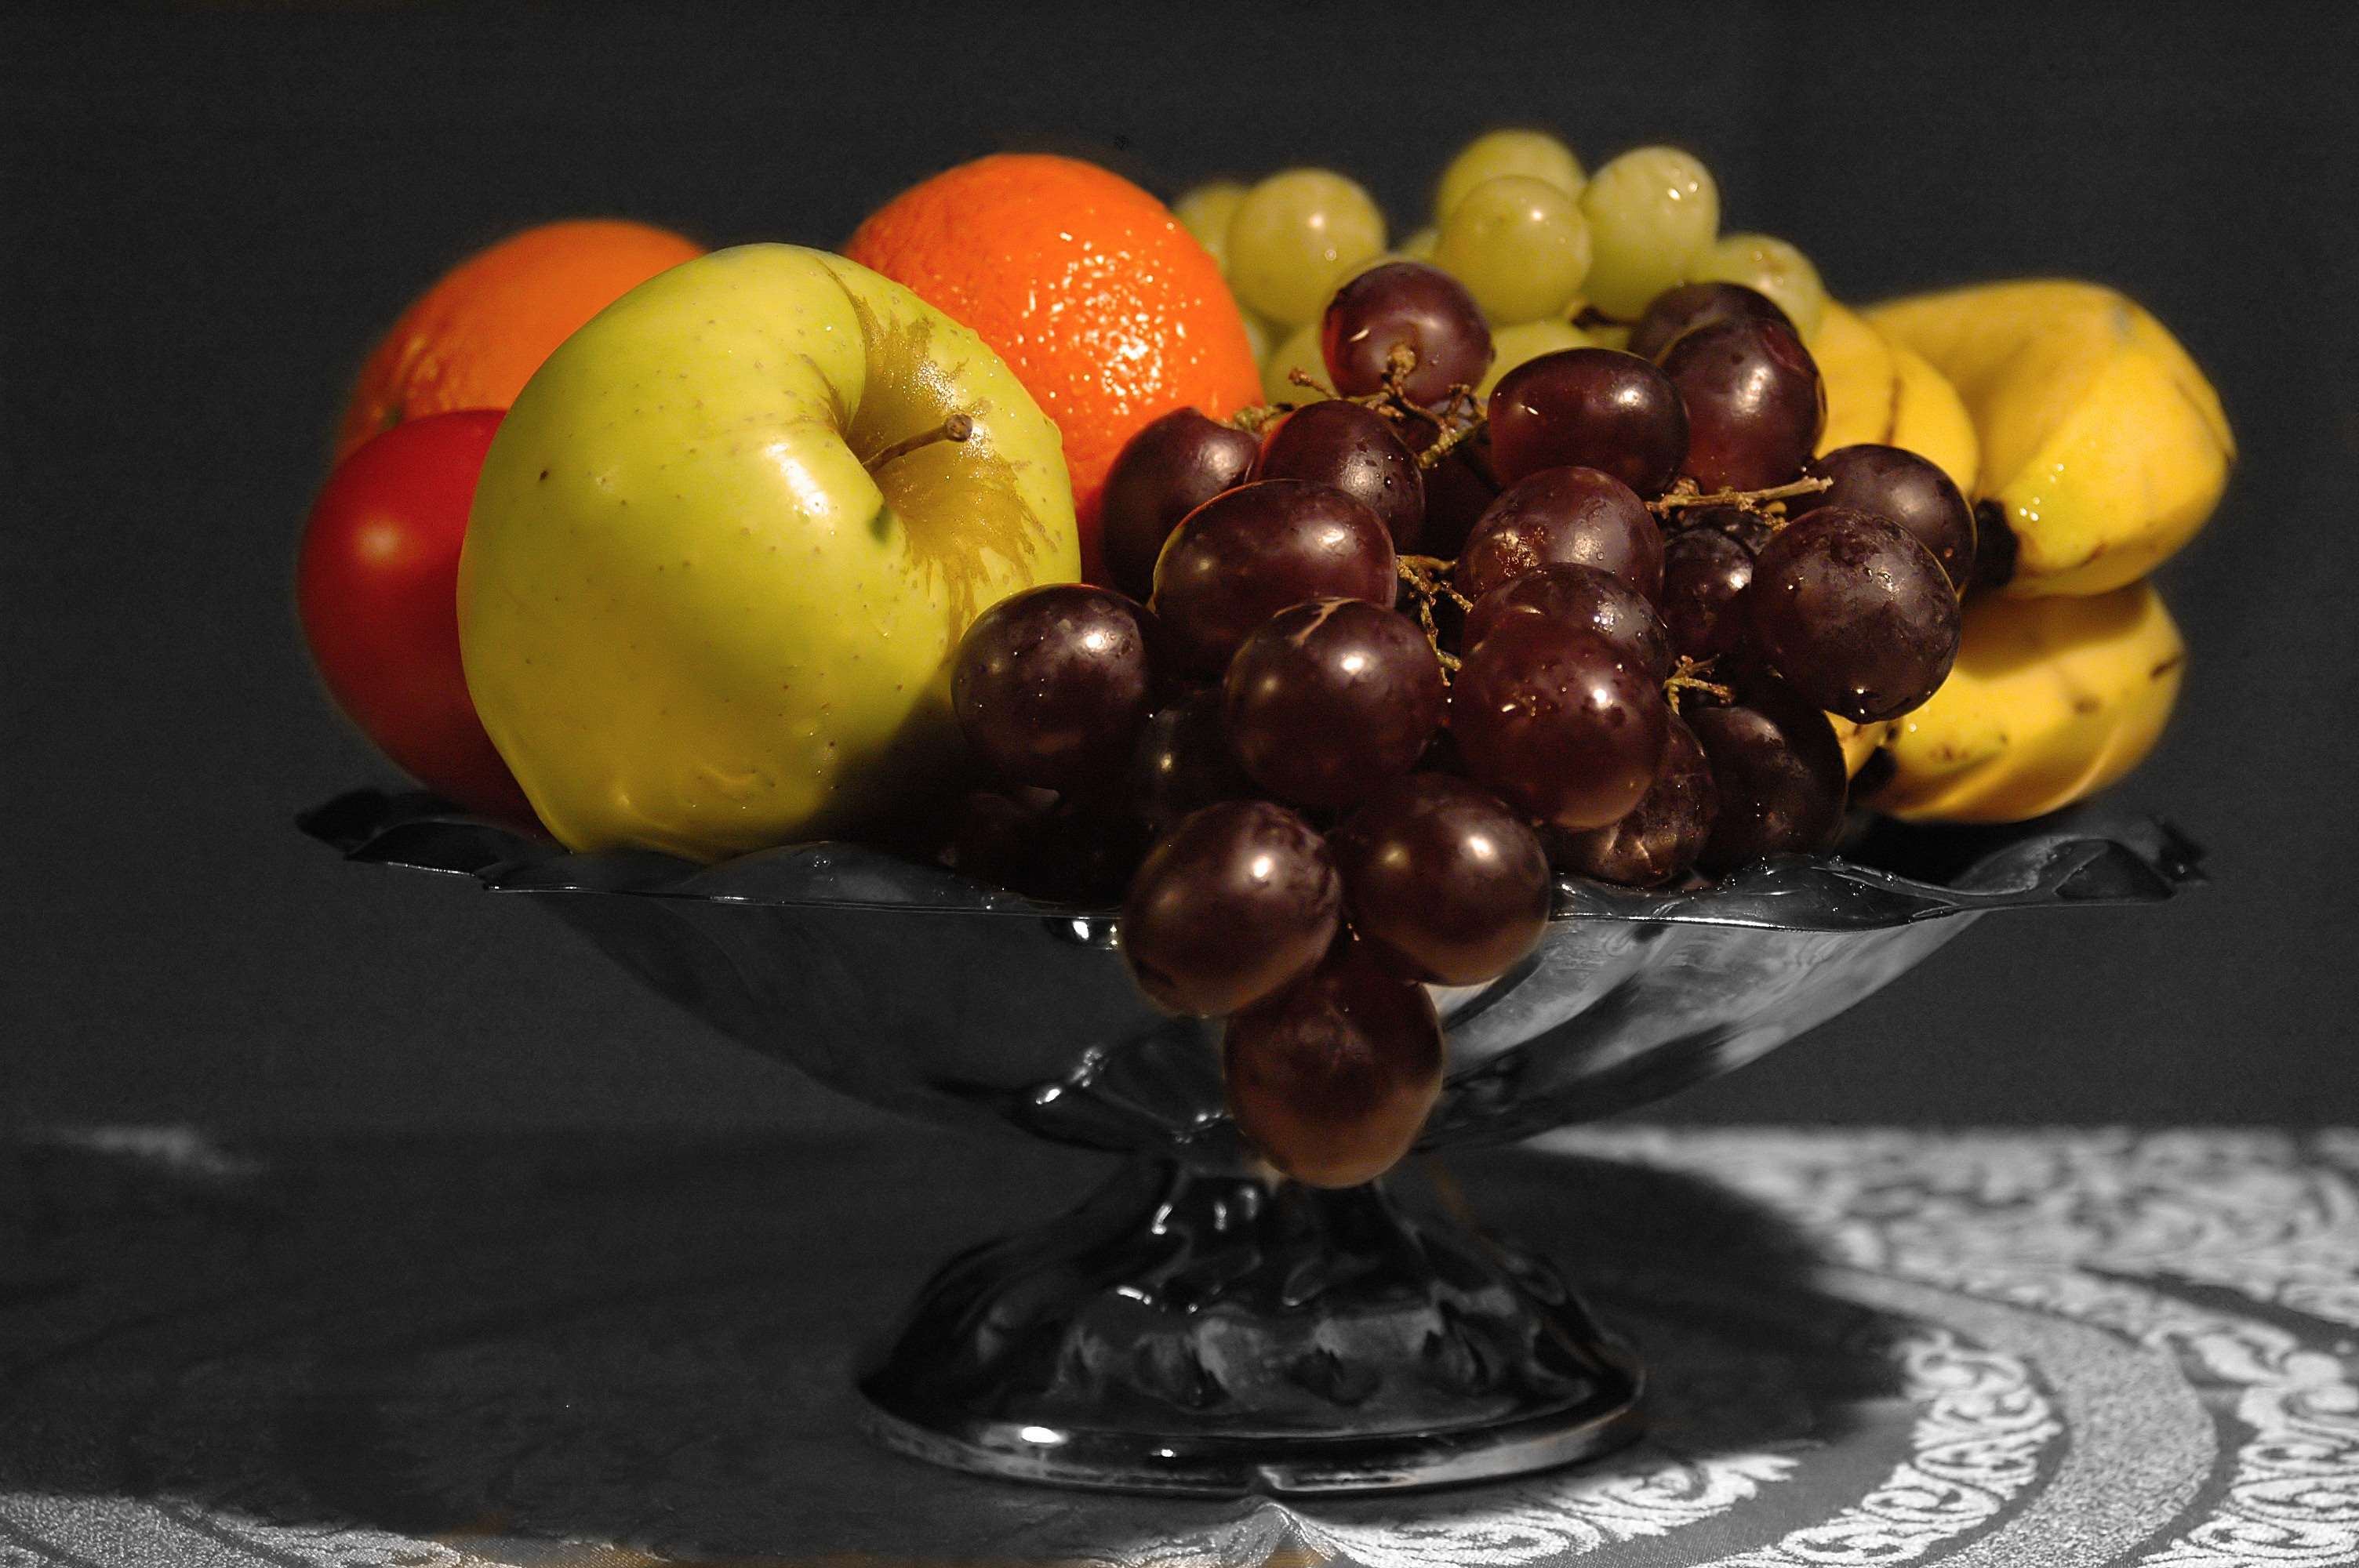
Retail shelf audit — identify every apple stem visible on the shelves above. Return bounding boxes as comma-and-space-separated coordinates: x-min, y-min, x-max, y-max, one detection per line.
871, 413, 976, 469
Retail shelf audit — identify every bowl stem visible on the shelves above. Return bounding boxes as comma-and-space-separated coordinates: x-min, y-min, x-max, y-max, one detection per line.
856, 1156, 1644, 1494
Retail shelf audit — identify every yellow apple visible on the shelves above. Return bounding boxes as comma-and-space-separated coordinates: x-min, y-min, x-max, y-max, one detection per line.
458, 245, 1080, 860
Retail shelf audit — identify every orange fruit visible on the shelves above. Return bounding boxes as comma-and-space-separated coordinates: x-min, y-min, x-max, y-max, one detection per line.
337, 219, 703, 459
845, 154, 1263, 583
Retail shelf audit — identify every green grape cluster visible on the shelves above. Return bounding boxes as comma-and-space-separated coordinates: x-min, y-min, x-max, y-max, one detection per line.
1172, 129, 1832, 396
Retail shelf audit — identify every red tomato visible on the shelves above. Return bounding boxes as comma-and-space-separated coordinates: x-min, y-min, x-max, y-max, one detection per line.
296, 410, 535, 824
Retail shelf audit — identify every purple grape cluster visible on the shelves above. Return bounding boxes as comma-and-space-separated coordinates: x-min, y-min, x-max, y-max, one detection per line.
945, 268, 1971, 1189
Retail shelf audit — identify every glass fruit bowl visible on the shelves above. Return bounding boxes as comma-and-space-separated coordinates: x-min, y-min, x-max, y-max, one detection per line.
302, 789, 2197, 1496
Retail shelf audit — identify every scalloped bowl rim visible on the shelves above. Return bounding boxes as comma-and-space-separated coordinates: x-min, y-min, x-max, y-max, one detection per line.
299, 790, 2205, 936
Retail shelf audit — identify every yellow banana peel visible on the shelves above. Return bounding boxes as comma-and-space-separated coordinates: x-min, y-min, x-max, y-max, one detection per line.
1808, 303, 1979, 495
1866, 281, 2232, 597
1830, 715, 1891, 779
1885, 339, 1980, 499
1808, 302, 1897, 453
1871, 580, 2184, 822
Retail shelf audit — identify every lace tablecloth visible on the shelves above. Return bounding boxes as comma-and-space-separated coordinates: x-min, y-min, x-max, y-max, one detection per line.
3, 1125, 2354, 1567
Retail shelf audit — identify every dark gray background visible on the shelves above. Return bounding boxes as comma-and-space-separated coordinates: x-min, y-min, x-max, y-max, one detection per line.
5, 2, 2350, 1136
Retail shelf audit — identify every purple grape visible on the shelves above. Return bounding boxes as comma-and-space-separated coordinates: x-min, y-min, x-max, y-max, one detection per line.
1128, 688, 1252, 833
1120, 800, 1342, 1017
1462, 563, 1671, 681
1223, 941, 1444, 1189
1395, 408, 1499, 558
1330, 773, 1552, 985
1792, 445, 1976, 593
1659, 524, 1757, 660
1688, 681, 1848, 871
1487, 347, 1688, 496
1453, 466, 1664, 602
1544, 712, 1717, 887
1661, 318, 1826, 492
1749, 507, 1961, 722
1223, 599, 1445, 808
1099, 408, 1261, 600
1150, 479, 1398, 675
1627, 281, 1796, 362
1451, 616, 1670, 830
1256, 399, 1426, 550
951, 585, 1158, 793
1321, 261, 1493, 405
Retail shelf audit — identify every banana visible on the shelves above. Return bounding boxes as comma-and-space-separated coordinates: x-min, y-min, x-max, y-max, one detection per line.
1808, 302, 1897, 452
1830, 715, 1892, 778
1808, 303, 1979, 495
1869, 580, 2183, 823
1866, 281, 2232, 597
1885, 339, 1981, 498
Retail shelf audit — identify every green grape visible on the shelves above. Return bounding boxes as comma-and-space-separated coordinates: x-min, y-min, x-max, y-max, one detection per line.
1401, 225, 1439, 260
1263, 318, 1329, 403
1434, 129, 1586, 222
1586, 320, 1632, 353
1173, 180, 1249, 271
1688, 231, 1829, 341
1240, 308, 1274, 365
1227, 169, 1387, 328
1476, 318, 1591, 398
1432, 175, 1591, 326
1579, 146, 1721, 320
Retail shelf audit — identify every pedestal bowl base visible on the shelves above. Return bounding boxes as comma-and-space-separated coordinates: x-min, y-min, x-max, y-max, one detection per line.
856, 1159, 1644, 1495
300, 792, 2201, 1497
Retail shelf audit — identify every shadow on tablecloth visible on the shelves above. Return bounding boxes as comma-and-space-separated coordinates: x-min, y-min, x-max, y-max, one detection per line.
0, 1127, 1902, 1563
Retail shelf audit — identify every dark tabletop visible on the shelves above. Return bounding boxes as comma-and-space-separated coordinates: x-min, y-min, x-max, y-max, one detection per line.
5, 1123, 2357, 1566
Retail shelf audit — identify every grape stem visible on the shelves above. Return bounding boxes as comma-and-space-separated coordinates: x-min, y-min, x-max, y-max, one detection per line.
1663, 655, 1734, 713
1412, 398, 1485, 470
1650, 474, 1830, 518
1395, 554, 1469, 680
1224, 359, 1433, 433
1358, 344, 1434, 417
1287, 367, 1342, 400
1226, 346, 1489, 477
1216, 364, 1358, 434
1224, 402, 1296, 434
1397, 554, 1472, 611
